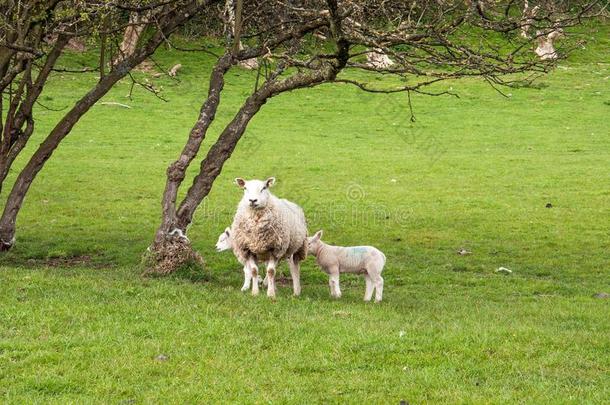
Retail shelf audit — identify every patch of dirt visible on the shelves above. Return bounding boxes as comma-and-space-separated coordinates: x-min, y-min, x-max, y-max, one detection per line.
24, 255, 112, 269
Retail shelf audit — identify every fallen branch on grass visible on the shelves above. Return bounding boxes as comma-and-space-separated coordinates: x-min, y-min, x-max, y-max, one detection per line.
99, 102, 132, 109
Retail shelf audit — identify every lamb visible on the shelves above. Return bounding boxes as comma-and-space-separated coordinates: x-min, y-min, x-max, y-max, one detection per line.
307, 230, 385, 302
230, 177, 308, 298
215, 227, 263, 291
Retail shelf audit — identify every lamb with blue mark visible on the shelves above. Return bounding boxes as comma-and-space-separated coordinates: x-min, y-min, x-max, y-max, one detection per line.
307, 230, 385, 302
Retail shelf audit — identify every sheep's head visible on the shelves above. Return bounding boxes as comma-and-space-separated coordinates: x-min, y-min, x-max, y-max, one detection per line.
215, 227, 232, 252
307, 230, 323, 256
235, 177, 275, 209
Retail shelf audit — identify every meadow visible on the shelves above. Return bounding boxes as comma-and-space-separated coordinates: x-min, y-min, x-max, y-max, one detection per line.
0, 23, 609, 403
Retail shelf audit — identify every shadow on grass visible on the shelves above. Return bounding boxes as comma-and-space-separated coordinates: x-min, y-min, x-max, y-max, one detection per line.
0, 251, 114, 269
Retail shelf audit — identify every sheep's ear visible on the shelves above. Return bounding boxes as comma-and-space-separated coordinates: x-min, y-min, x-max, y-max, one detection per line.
235, 178, 246, 188
265, 177, 276, 188
224, 227, 230, 236
313, 230, 323, 241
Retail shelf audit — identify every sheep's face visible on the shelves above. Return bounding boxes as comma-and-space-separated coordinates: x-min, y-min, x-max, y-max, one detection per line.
235, 177, 275, 209
307, 230, 323, 256
215, 227, 231, 252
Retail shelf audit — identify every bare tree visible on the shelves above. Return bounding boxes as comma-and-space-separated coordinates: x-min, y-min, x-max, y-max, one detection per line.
144, 0, 603, 273
0, 0, 220, 250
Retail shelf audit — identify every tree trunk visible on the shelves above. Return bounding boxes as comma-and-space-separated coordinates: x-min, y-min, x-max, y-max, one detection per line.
0, 119, 33, 192
174, 90, 270, 229
0, 36, 68, 194
0, 1, 206, 251
154, 54, 233, 245
0, 65, 134, 249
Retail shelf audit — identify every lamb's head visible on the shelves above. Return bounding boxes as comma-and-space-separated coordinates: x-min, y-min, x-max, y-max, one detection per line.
215, 227, 232, 252
307, 230, 323, 256
235, 177, 275, 209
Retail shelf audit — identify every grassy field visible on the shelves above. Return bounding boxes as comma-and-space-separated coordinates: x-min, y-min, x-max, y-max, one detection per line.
1, 23, 609, 403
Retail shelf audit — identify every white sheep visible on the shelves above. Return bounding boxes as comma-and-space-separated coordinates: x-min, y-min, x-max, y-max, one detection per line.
215, 227, 264, 291
230, 177, 308, 298
307, 230, 385, 302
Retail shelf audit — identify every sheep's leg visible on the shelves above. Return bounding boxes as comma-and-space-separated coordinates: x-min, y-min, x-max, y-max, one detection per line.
288, 256, 301, 296
374, 274, 384, 302
266, 258, 278, 299
241, 265, 251, 292
328, 268, 341, 298
246, 258, 260, 296
364, 274, 374, 302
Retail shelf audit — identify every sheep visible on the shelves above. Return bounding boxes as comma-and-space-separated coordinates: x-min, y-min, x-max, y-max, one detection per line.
307, 230, 385, 302
215, 227, 268, 291
230, 177, 308, 298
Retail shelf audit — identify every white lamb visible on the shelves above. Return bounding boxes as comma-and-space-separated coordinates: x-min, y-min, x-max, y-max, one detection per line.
230, 177, 308, 298
215, 227, 263, 291
307, 230, 386, 302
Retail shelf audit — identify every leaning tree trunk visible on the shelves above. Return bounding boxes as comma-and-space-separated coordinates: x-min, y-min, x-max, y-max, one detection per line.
142, 54, 233, 274
0, 61, 144, 250
0, 36, 69, 193
0, 3, 205, 251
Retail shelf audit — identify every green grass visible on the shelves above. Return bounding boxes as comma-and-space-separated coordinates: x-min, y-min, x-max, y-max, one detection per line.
1, 23, 609, 403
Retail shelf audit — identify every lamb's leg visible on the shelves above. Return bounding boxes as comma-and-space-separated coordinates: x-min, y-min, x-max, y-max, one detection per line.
374, 275, 384, 302
328, 268, 341, 298
241, 265, 251, 292
288, 255, 301, 296
266, 258, 278, 299
364, 274, 374, 302
246, 258, 260, 296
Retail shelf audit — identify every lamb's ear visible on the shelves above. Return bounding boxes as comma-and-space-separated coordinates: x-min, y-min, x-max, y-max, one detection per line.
235, 178, 246, 188
312, 230, 323, 241
224, 227, 231, 236
265, 177, 276, 188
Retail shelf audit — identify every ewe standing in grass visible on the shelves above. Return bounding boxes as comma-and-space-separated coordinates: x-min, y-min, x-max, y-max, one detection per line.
307, 230, 385, 302
230, 177, 307, 298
